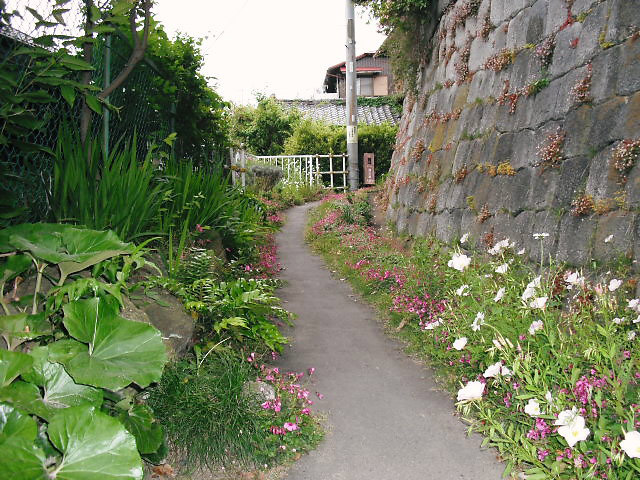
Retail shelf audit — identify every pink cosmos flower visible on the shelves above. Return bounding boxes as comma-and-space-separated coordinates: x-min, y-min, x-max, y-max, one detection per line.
283, 422, 299, 432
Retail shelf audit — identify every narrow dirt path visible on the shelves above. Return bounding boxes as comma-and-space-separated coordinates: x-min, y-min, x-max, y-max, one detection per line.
275, 203, 505, 480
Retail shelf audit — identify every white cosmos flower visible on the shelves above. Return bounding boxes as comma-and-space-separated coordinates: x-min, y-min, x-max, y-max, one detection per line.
517, 248, 526, 255
613, 317, 625, 325
460, 233, 470, 244
500, 365, 511, 376
635, 315, 640, 324
471, 312, 485, 331
529, 296, 548, 310
557, 415, 590, 448
604, 234, 614, 243
545, 391, 553, 404
494, 287, 505, 302
495, 263, 509, 274
456, 284, 470, 296
565, 271, 585, 290
620, 431, 640, 458
628, 298, 640, 313
453, 337, 468, 350
448, 252, 471, 271
528, 320, 544, 335
609, 279, 622, 292
524, 399, 542, 417
629, 331, 636, 341
457, 381, 484, 401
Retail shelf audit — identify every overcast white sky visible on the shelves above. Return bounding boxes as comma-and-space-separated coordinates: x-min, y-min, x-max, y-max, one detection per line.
154, 1, 387, 105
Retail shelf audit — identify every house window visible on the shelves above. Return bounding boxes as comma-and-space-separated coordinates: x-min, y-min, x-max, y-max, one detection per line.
373, 75, 389, 96
357, 77, 373, 96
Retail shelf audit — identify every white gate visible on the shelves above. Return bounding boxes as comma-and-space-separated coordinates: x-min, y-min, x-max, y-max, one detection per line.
231, 152, 349, 190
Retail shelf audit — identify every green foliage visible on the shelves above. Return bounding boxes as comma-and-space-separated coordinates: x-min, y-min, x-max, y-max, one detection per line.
248, 164, 284, 192
283, 118, 334, 155
148, 350, 323, 469
0, 223, 168, 479
229, 95, 299, 155
52, 127, 165, 242
146, 29, 230, 163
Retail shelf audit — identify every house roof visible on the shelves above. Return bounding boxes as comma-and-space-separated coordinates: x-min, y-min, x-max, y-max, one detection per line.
326, 52, 377, 74
279, 99, 400, 126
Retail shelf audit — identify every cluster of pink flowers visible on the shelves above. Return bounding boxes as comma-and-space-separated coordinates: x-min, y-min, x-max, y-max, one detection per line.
311, 210, 341, 235
570, 63, 593, 103
526, 418, 552, 440
611, 138, 640, 182
391, 293, 446, 329
536, 128, 566, 169
364, 267, 407, 291
267, 213, 283, 224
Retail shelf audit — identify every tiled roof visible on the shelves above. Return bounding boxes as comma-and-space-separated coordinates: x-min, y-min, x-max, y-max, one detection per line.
279, 100, 400, 126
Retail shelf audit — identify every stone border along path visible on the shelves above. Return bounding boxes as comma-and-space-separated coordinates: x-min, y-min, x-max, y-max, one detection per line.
274, 203, 505, 480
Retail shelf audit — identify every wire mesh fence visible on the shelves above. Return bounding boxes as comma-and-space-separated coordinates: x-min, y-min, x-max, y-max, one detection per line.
0, 1, 179, 223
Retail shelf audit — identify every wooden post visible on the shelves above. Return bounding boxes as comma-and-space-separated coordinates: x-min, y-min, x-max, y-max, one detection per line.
342, 154, 347, 190
329, 155, 335, 189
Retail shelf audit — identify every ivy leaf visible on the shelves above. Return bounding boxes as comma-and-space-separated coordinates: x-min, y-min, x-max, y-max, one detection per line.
50, 298, 166, 391
0, 313, 51, 350
0, 349, 33, 387
0, 403, 46, 480
47, 405, 143, 480
60, 85, 76, 107
119, 404, 164, 454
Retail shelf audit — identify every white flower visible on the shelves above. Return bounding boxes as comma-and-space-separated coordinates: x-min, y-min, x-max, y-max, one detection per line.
613, 317, 625, 325
533, 233, 549, 239
524, 399, 542, 417
557, 415, 590, 448
494, 287, 505, 302
635, 315, 640, 324
517, 248, 526, 255
495, 263, 509, 274
608, 279, 622, 292
460, 233, 470, 244
629, 331, 636, 341
488, 239, 512, 255
448, 252, 471, 271
528, 320, 544, 335
545, 391, 553, 404
555, 407, 579, 426
457, 381, 484, 401
628, 298, 640, 313
565, 271, 585, 290
483, 362, 502, 378
529, 296, 548, 310
500, 365, 512, 376
522, 276, 542, 301
472, 312, 485, 331
453, 337, 468, 350
423, 319, 442, 330
620, 430, 640, 458
456, 284, 470, 296
604, 234, 613, 243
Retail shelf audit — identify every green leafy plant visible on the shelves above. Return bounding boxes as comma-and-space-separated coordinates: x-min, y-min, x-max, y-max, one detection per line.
0, 223, 168, 479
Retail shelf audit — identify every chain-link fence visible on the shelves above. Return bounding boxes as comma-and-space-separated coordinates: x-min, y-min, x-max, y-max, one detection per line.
0, 1, 174, 223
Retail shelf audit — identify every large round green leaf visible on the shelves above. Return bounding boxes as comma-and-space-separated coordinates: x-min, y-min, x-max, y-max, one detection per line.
0, 403, 46, 480
119, 403, 164, 455
50, 298, 166, 390
47, 405, 143, 480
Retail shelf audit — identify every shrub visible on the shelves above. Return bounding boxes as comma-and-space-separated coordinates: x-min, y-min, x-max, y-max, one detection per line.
248, 164, 284, 192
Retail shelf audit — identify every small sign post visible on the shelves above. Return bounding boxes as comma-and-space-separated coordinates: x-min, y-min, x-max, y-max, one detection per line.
363, 153, 375, 185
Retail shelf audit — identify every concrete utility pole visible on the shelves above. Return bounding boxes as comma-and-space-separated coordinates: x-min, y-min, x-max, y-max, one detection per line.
345, 0, 359, 191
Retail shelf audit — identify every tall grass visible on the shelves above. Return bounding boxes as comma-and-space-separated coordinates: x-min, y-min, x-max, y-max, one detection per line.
52, 128, 165, 240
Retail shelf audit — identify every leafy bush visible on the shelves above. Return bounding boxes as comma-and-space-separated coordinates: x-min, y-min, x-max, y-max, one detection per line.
0, 223, 167, 479
248, 164, 284, 192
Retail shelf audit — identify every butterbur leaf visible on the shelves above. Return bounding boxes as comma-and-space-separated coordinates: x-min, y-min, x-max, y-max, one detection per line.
4, 346, 103, 420
0, 404, 46, 480
0, 349, 33, 387
47, 405, 143, 480
51, 298, 166, 390
119, 404, 164, 454
0, 312, 51, 350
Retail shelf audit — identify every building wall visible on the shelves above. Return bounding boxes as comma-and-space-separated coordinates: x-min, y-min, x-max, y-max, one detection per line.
383, 0, 640, 269
337, 55, 395, 98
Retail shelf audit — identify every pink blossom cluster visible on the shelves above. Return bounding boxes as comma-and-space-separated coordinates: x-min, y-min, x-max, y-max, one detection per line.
311, 210, 341, 235
364, 267, 407, 291
391, 293, 446, 328
526, 418, 552, 440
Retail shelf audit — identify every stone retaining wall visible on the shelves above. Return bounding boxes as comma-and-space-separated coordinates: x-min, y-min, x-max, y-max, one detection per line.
384, 0, 640, 268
